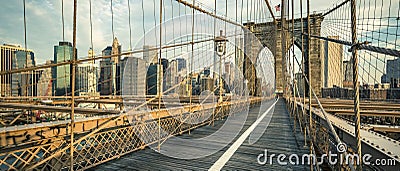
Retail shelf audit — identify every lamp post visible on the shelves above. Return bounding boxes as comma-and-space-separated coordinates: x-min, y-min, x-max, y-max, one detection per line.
215, 30, 227, 103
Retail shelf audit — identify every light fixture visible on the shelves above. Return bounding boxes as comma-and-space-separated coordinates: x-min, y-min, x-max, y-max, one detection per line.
214, 30, 227, 57
214, 30, 227, 103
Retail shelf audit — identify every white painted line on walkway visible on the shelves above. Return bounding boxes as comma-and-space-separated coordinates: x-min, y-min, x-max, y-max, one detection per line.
209, 98, 279, 171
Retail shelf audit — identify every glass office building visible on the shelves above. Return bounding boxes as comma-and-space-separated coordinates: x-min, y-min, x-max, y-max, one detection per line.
0, 44, 35, 96
11, 51, 37, 96
52, 41, 76, 96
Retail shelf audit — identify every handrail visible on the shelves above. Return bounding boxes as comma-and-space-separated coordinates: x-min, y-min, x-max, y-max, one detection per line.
291, 53, 356, 171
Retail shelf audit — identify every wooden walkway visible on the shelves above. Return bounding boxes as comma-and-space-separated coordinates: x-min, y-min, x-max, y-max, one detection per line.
91, 99, 309, 170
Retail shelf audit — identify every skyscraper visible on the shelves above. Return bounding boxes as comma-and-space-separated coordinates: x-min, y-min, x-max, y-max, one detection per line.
76, 63, 99, 96
143, 45, 158, 64
146, 63, 163, 95
343, 60, 353, 88
0, 43, 35, 96
322, 36, 343, 88
112, 38, 122, 96
102, 46, 112, 57
86, 48, 98, 95
99, 47, 112, 95
122, 57, 146, 96
160, 58, 169, 91
111, 38, 121, 64
166, 59, 178, 92
37, 60, 53, 96
99, 38, 122, 95
52, 41, 76, 96
175, 58, 187, 72
385, 58, 400, 88
12, 50, 37, 96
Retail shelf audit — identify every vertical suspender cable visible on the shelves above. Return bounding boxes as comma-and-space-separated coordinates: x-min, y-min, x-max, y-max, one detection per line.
225, 0, 227, 33
70, 0, 77, 169
287, 0, 290, 98
255, 0, 258, 23
187, 0, 195, 132
190, 0, 195, 113
241, 0, 243, 24
23, 0, 29, 97
213, 0, 216, 125
89, 0, 95, 93
250, 0, 253, 21
351, 0, 362, 169
220, 0, 227, 103
287, 0, 290, 100
142, 0, 146, 47
89, 0, 94, 56
257, 0, 260, 23
281, 0, 286, 96
235, 0, 238, 95
128, 0, 132, 51
110, 0, 116, 97
306, 0, 313, 170
171, 0, 175, 59
61, 0, 65, 47
247, 0, 249, 21
291, 0, 296, 132
158, 0, 163, 151
300, 0, 307, 146
163, 0, 166, 59
111, 0, 115, 40
62, 0, 67, 96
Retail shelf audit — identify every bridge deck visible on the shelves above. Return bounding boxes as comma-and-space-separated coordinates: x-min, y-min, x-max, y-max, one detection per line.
92, 99, 309, 170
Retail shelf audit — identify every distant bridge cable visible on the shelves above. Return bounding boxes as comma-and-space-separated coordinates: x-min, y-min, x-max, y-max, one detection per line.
128, 0, 132, 50
153, 0, 158, 47
322, 0, 350, 17
89, 0, 94, 53
111, 0, 115, 40
303, 33, 400, 57
142, 0, 146, 46
174, 0, 244, 28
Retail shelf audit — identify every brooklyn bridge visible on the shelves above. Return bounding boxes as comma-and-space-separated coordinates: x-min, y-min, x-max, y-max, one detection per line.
0, 0, 399, 170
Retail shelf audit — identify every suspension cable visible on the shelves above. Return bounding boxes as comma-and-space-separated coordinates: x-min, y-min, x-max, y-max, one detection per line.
70, 0, 78, 169
22, 0, 29, 97
111, 0, 115, 40
175, 0, 243, 28
306, 0, 314, 170
128, 0, 132, 50
89, 0, 94, 55
141, 0, 146, 46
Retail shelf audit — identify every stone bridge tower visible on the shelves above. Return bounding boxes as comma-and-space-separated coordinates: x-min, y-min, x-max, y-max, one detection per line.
245, 13, 324, 96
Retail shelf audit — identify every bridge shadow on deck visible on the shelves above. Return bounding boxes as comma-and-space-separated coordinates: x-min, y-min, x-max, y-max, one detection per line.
91, 99, 309, 170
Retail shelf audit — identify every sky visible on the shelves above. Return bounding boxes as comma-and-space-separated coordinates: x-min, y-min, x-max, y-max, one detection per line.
0, 0, 340, 64
0, 0, 397, 84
